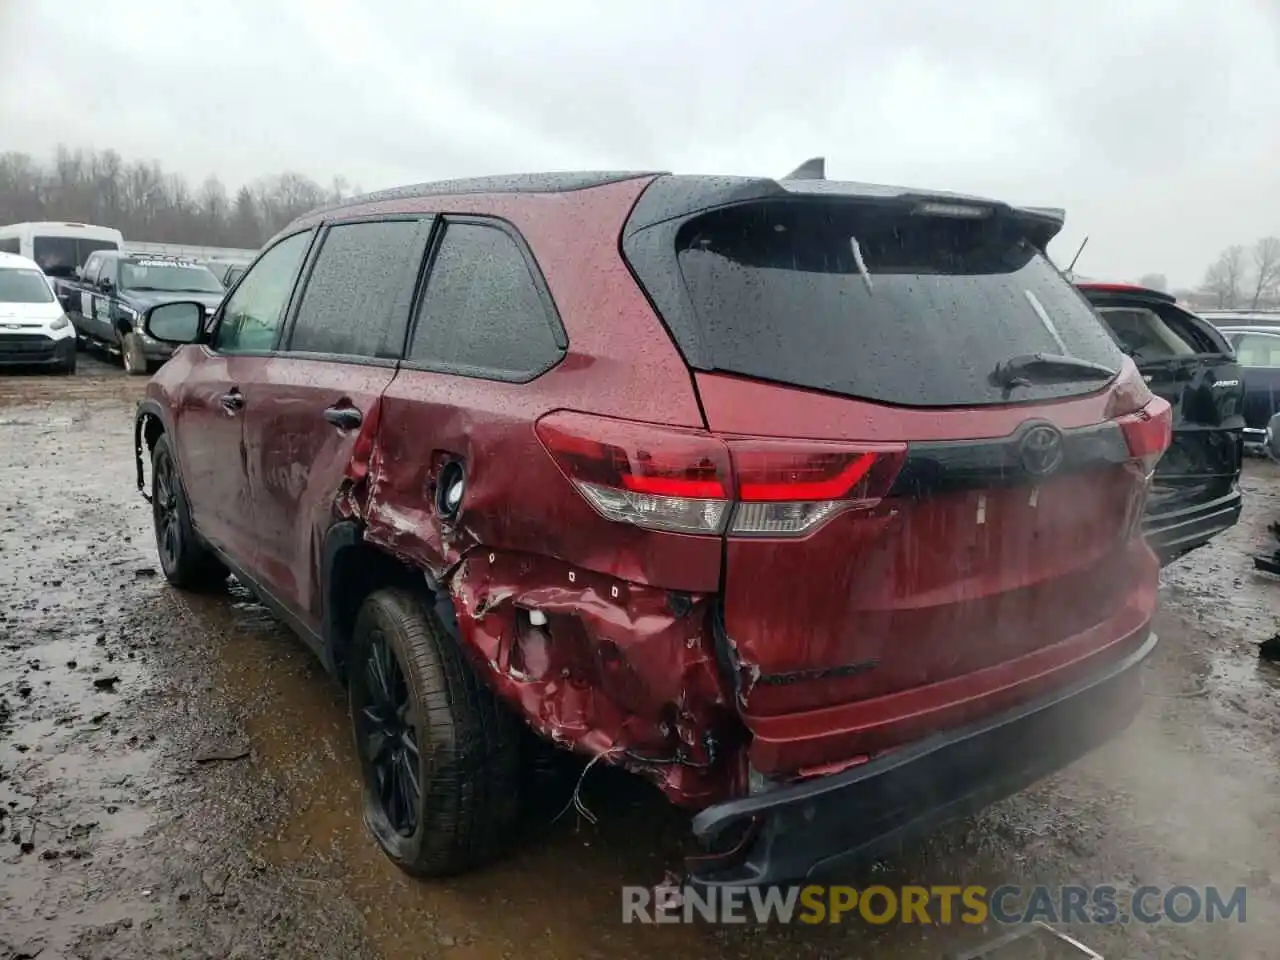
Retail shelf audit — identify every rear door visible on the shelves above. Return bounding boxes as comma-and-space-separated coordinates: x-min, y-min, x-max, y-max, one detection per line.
1088, 294, 1243, 513
240, 216, 430, 629
627, 193, 1161, 764
1224, 330, 1280, 445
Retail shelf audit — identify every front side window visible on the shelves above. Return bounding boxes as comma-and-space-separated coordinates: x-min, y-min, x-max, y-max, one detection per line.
288, 219, 422, 359
0, 268, 55, 304
407, 221, 561, 378
120, 259, 224, 294
213, 231, 312, 354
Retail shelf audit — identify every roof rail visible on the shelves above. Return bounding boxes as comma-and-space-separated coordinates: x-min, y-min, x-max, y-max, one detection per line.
784, 157, 825, 180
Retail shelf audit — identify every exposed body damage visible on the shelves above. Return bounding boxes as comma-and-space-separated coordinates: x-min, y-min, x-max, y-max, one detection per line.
338, 409, 743, 807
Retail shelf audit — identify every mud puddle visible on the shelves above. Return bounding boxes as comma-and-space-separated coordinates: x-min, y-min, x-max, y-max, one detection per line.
2, 382, 1279, 959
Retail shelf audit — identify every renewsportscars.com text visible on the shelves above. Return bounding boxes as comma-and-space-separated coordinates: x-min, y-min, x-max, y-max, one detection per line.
622, 884, 1247, 926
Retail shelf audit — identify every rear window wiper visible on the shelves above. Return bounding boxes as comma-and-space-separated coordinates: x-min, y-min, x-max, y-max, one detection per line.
991, 352, 1118, 389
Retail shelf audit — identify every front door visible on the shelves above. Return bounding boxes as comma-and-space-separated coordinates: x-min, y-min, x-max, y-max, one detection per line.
172, 229, 315, 566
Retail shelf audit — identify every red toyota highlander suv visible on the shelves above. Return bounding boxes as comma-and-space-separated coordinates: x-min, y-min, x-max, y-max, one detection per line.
133, 166, 1171, 886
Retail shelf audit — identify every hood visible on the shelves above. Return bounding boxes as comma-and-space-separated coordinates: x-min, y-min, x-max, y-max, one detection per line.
0, 299, 64, 327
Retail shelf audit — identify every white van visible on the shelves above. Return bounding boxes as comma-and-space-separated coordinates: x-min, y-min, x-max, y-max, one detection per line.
0, 251, 77, 374
0, 222, 124, 281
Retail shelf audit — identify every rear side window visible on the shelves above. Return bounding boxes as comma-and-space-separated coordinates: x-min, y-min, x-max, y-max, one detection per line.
407, 221, 562, 379
660, 200, 1125, 407
0, 269, 55, 304
1095, 307, 1196, 362
288, 220, 423, 359
81, 254, 102, 285
0, 238, 19, 254
1231, 333, 1280, 368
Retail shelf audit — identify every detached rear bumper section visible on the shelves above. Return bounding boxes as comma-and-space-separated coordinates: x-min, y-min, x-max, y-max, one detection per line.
1143, 488, 1242, 564
687, 627, 1156, 887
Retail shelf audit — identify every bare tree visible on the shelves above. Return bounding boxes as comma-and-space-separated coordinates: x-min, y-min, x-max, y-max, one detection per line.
1202, 245, 1247, 308
1138, 273, 1168, 292
0, 144, 355, 248
1251, 237, 1280, 309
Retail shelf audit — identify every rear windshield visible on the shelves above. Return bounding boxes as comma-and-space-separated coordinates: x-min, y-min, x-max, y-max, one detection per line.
0, 268, 54, 304
120, 259, 224, 293
32, 236, 119, 278
672, 200, 1126, 407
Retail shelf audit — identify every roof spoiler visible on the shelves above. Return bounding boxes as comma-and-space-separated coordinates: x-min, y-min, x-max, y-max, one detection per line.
783, 157, 825, 181
1012, 205, 1066, 251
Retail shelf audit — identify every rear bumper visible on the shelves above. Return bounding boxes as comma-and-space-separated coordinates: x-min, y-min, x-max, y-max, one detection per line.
1143, 488, 1242, 563
0, 335, 75, 367
688, 626, 1156, 886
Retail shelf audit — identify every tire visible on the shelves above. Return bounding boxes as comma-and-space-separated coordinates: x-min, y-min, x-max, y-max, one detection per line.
123, 332, 148, 376
349, 588, 521, 877
150, 434, 227, 590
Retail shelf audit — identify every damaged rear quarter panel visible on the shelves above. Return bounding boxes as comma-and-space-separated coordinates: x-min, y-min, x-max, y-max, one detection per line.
339, 180, 742, 804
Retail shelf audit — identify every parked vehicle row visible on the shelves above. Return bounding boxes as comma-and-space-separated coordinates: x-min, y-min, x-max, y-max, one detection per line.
133, 166, 1174, 887
59, 250, 226, 374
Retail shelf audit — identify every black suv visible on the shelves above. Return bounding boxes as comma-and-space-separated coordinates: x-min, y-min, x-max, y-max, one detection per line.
1079, 282, 1244, 563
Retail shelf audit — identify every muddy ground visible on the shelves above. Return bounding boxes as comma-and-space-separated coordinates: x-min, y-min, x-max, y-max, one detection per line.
1, 354, 1278, 960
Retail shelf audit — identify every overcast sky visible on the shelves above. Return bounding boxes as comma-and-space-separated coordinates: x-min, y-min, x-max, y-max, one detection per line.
2, 0, 1277, 287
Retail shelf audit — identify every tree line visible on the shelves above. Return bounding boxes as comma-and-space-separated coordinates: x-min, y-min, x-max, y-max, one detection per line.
1200, 238, 1280, 310
0, 146, 358, 249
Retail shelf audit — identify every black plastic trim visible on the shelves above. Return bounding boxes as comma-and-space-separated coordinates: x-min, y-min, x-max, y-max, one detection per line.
889, 420, 1131, 498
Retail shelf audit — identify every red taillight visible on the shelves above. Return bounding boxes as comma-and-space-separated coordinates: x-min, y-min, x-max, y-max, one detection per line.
536, 412, 904, 538
1117, 396, 1173, 474
727, 439, 906, 536
535, 411, 733, 535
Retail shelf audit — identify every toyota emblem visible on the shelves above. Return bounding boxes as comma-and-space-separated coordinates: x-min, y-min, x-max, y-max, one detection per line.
1020, 424, 1064, 478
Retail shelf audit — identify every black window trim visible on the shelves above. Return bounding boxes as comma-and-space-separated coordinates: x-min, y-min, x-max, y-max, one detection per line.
276, 213, 434, 369
400, 213, 568, 384
206, 227, 318, 358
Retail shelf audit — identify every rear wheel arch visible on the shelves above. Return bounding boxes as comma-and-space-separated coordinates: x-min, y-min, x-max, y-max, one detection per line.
322, 523, 459, 684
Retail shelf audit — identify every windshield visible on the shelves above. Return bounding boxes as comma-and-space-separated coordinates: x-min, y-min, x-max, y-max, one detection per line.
0, 268, 55, 304
671, 199, 1125, 407
120, 259, 224, 293
32, 236, 119, 278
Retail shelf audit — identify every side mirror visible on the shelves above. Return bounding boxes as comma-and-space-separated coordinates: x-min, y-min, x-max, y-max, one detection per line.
144, 301, 206, 345
98, 276, 114, 293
